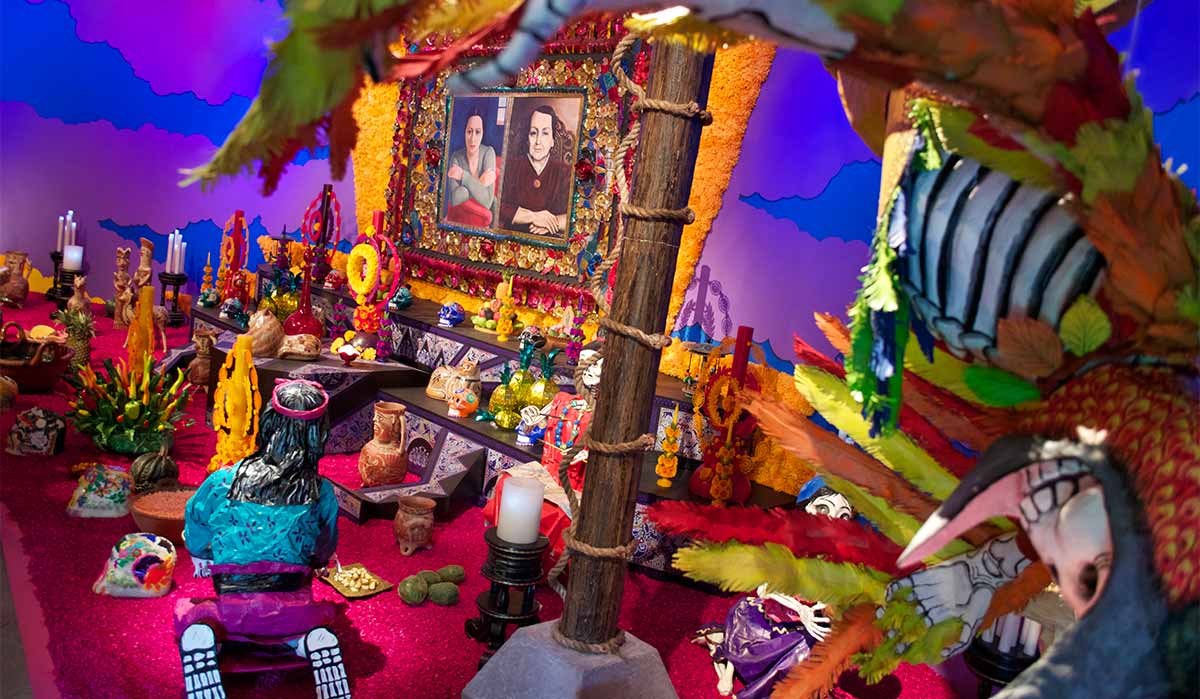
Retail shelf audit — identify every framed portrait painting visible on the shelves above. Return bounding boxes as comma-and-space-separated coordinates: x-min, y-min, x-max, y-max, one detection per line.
385, 20, 633, 313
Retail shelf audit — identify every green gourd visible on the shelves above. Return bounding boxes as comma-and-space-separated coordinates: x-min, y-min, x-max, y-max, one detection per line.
429, 581, 460, 606
437, 564, 466, 584
417, 570, 442, 586
398, 575, 429, 605
130, 442, 179, 493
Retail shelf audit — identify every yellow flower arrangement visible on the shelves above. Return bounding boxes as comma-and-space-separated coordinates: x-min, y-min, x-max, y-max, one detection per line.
346, 242, 381, 304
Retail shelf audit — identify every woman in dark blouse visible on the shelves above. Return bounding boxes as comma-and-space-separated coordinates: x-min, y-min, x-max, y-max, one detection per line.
500, 104, 574, 236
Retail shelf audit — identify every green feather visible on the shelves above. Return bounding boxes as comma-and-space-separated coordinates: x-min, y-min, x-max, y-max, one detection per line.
963, 365, 1042, 407
795, 366, 960, 501
673, 542, 891, 608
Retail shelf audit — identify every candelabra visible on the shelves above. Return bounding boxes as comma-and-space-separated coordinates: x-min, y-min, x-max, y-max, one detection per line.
963, 614, 1041, 698
48, 251, 81, 310
46, 251, 64, 304
465, 528, 549, 668
158, 272, 188, 327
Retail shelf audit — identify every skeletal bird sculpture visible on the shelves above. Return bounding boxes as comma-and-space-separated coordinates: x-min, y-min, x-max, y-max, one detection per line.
186, 2, 1198, 697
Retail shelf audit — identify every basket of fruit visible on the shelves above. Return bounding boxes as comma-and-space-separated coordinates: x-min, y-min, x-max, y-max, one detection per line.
0, 322, 73, 392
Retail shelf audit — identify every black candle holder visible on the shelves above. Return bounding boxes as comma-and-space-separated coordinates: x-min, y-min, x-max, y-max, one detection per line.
158, 272, 188, 327
465, 528, 549, 668
963, 624, 1039, 698
46, 251, 64, 304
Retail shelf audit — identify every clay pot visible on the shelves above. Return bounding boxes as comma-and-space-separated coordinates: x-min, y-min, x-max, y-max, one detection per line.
358, 402, 408, 486
393, 495, 435, 556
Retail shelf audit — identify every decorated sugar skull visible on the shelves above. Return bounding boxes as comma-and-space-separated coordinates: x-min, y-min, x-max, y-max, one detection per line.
5, 407, 65, 456
519, 326, 547, 351
437, 302, 465, 328
803, 487, 854, 520
67, 464, 133, 518
447, 385, 480, 418
516, 405, 548, 446
93, 532, 176, 598
388, 284, 414, 312
578, 349, 603, 393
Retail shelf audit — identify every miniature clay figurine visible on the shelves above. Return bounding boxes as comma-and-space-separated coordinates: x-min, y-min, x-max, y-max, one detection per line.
0, 252, 31, 308
446, 385, 480, 418
66, 275, 92, 316
393, 496, 435, 556
6, 407, 66, 456
185, 327, 221, 387
425, 358, 479, 401
437, 302, 465, 328
518, 326, 547, 350
177, 378, 348, 699
67, 464, 133, 518
515, 405, 548, 446
94, 532, 176, 598
277, 333, 321, 361
132, 238, 154, 290
115, 284, 135, 330
246, 309, 285, 358
358, 402, 408, 486
112, 247, 132, 327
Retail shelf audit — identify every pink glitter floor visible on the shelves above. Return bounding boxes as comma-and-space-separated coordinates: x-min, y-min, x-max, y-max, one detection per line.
0, 296, 961, 698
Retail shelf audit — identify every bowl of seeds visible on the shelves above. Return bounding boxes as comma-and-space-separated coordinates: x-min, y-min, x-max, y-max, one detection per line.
318, 560, 392, 599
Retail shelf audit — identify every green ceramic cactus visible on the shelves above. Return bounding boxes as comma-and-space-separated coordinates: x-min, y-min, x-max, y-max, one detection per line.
398, 575, 428, 605
429, 581, 460, 606
437, 564, 466, 584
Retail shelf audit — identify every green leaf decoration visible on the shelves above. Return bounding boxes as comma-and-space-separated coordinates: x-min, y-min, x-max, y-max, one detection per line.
1178, 284, 1200, 326
963, 365, 1042, 407
1059, 295, 1113, 356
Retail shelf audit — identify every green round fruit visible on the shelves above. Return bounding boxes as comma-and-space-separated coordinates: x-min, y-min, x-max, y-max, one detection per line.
437, 565, 466, 584
418, 570, 442, 586
429, 582, 460, 606
398, 575, 429, 605
485, 320, 497, 330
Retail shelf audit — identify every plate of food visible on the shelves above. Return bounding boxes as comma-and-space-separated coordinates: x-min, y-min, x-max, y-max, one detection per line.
317, 560, 392, 599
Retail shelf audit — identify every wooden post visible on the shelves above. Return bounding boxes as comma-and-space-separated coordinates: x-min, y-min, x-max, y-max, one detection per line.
560, 40, 714, 645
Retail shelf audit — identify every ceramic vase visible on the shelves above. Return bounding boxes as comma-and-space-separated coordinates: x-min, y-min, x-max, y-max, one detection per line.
393, 495, 435, 556
358, 401, 408, 486
0, 252, 30, 307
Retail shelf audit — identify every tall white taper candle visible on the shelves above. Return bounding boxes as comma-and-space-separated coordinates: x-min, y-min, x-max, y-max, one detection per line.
57, 216, 64, 252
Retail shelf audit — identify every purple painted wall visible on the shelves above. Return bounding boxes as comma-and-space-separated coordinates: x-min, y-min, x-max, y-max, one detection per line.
0, 0, 356, 298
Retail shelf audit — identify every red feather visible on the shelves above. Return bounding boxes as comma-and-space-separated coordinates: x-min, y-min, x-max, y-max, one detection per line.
647, 500, 903, 576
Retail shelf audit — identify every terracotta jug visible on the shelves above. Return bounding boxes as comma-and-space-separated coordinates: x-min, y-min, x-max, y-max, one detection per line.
0, 252, 30, 308
358, 402, 408, 486
393, 495, 435, 556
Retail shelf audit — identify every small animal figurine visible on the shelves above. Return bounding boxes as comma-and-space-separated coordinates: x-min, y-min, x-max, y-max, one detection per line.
114, 284, 134, 330
66, 275, 92, 316
132, 238, 154, 290
185, 327, 221, 387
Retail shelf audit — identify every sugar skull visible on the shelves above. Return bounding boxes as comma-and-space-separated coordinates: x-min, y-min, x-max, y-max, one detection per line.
388, 284, 414, 312
438, 302, 465, 328
93, 532, 176, 598
447, 385, 480, 418
579, 349, 604, 393
519, 326, 547, 351
67, 464, 133, 518
5, 407, 65, 456
516, 405, 548, 446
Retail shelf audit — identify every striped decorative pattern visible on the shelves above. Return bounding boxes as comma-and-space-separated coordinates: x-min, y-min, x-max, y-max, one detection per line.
897, 155, 1106, 360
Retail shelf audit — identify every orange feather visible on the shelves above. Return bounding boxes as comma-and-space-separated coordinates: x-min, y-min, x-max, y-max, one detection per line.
771, 604, 883, 699
981, 561, 1054, 630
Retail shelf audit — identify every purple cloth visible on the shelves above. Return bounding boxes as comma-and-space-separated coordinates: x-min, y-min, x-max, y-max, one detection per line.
701, 596, 818, 699
174, 562, 334, 643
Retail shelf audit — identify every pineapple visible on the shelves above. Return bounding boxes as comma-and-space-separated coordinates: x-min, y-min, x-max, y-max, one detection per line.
53, 309, 95, 368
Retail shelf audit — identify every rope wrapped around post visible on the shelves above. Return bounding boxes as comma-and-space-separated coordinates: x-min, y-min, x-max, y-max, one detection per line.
544, 32, 710, 655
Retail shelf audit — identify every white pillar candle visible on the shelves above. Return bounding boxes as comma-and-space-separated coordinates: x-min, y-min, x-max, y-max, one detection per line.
997, 614, 1022, 654
496, 476, 545, 545
178, 242, 187, 274
1019, 619, 1042, 656
165, 233, 175, 273
70, 221, 78, 246
62, 245, 84, 272
57, 216, 64, 252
